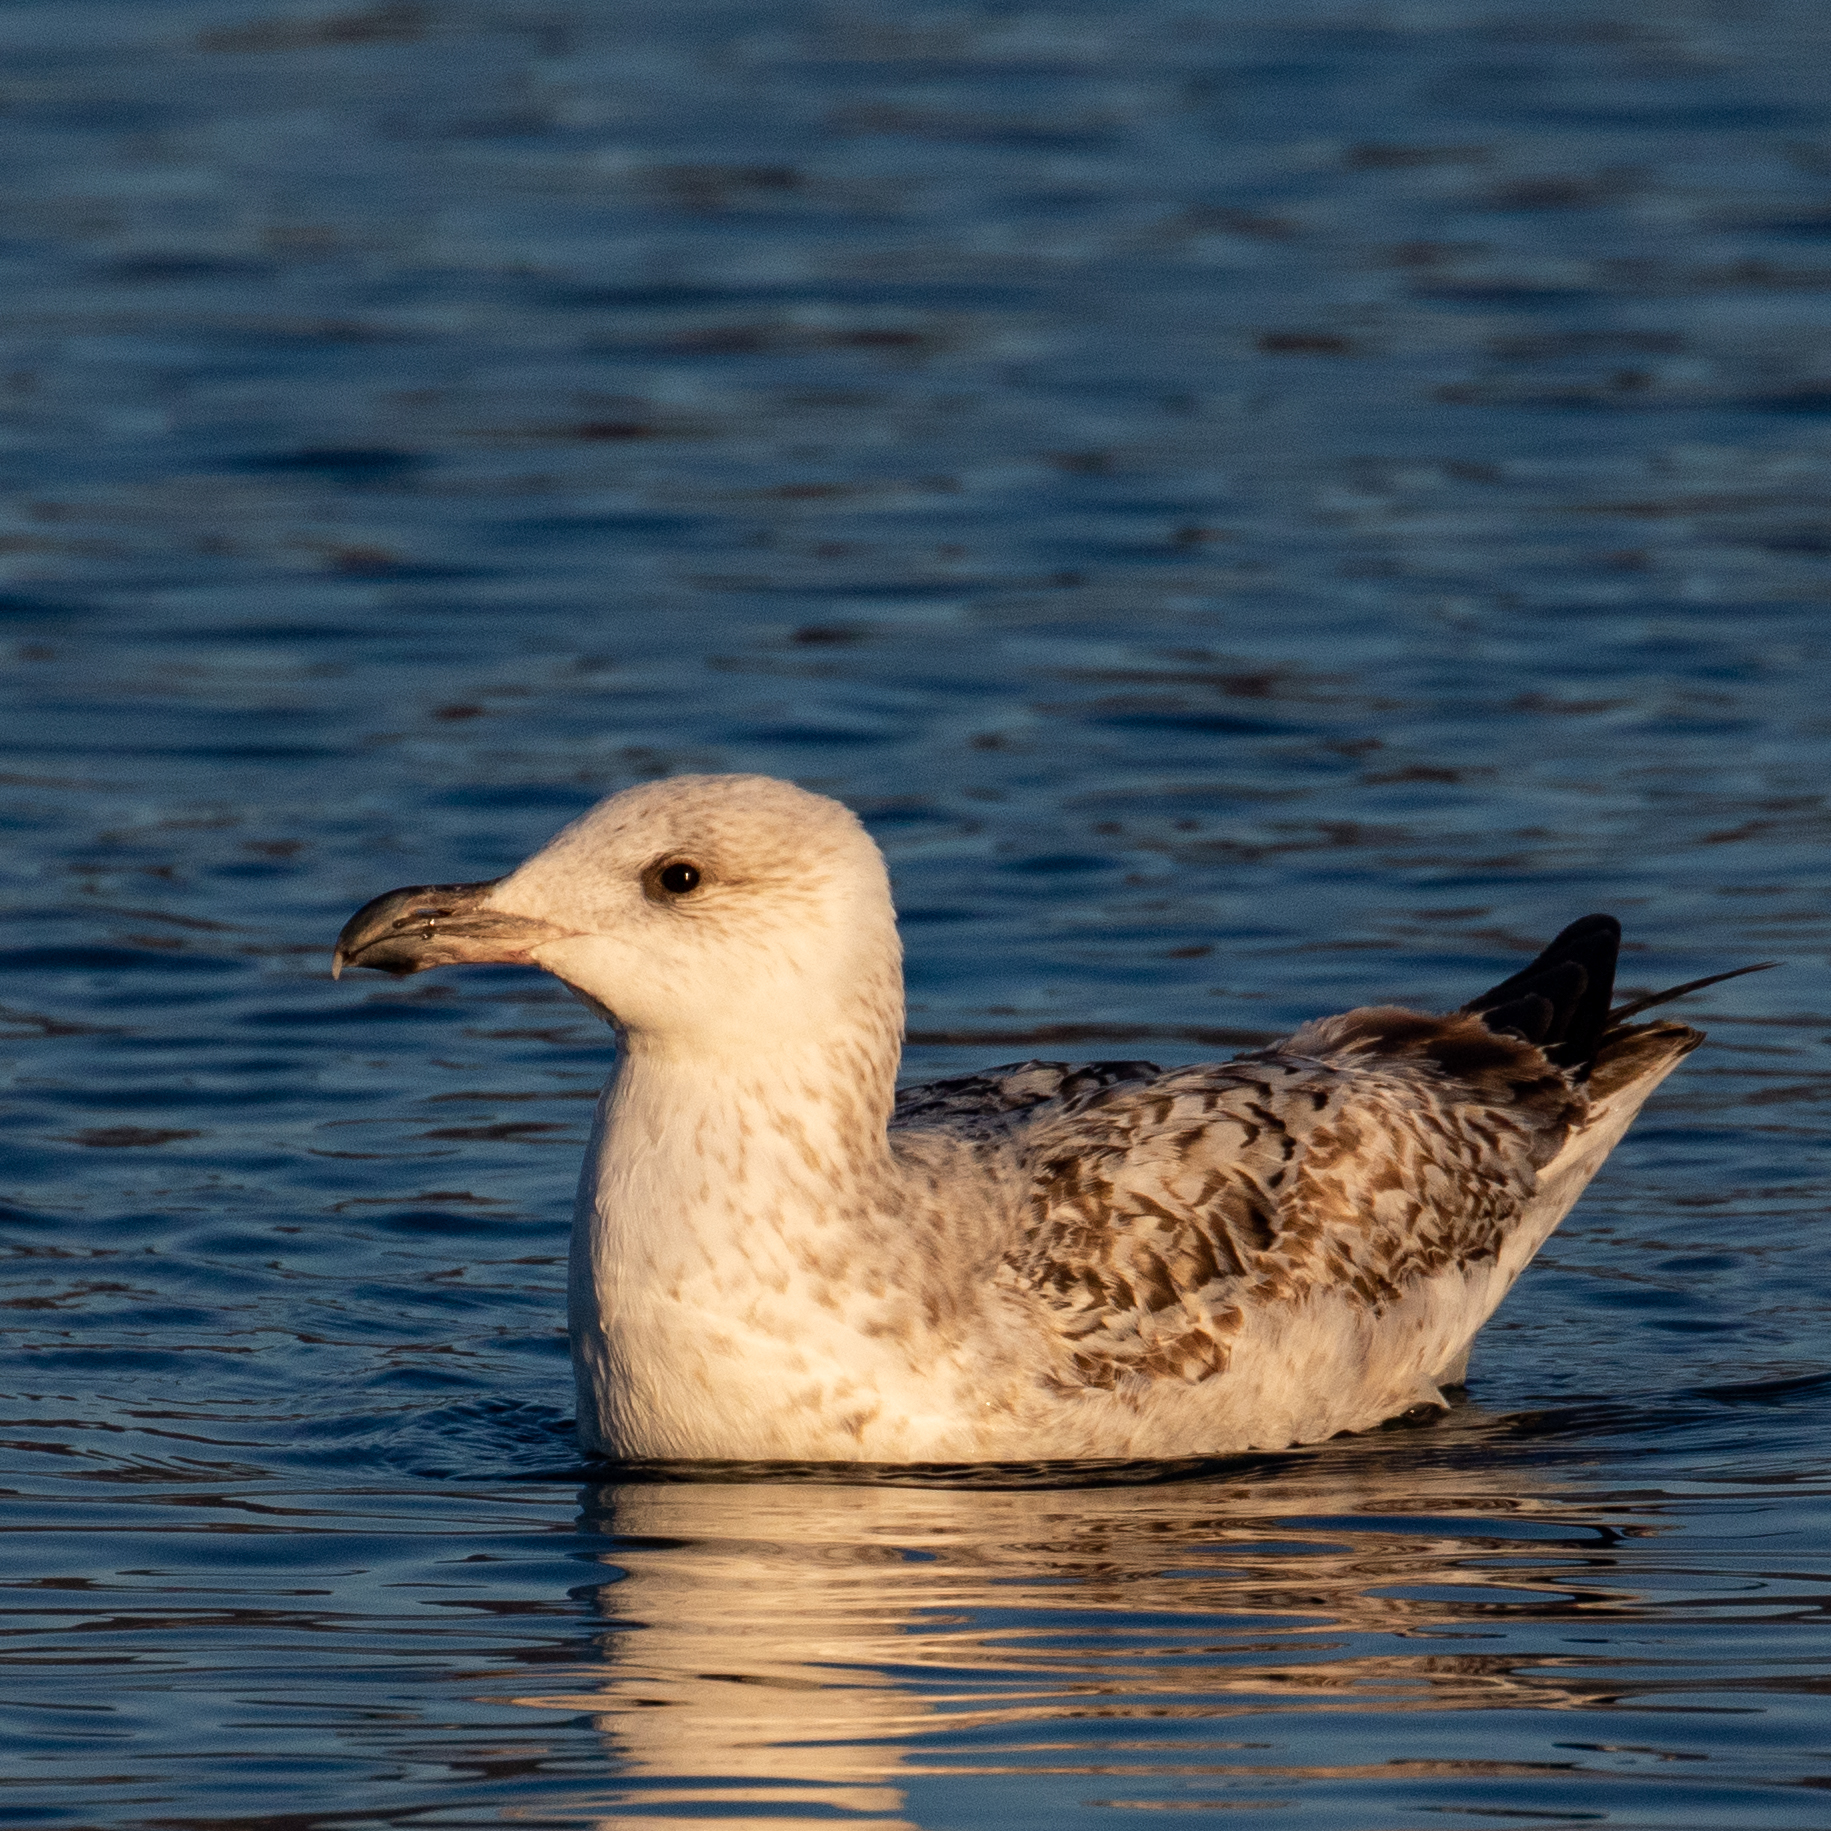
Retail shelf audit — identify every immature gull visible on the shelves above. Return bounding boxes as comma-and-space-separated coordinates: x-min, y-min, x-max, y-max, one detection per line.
334, 774, 1746, 1464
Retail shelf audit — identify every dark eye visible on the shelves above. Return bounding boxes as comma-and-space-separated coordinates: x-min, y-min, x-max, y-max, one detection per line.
657, 861, 701, 896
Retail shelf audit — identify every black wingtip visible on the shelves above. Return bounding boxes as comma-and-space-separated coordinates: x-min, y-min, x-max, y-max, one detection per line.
1462, 915, 1620, 1015
1478, 992, 1557, 1045
1462, 914, 1622, 1076
1606, 960, 1779, 1026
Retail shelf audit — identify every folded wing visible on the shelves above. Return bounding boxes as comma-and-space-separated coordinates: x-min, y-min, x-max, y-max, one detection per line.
994, 1011, 1584, 1394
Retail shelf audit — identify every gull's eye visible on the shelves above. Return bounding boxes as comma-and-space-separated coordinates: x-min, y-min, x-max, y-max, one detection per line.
657, 861, 701, 896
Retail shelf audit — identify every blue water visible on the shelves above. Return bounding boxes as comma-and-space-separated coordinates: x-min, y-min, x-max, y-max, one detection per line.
4, 1, 1831, 1824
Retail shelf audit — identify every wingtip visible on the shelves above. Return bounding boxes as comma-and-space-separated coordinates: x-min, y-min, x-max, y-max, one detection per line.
1606, 960, 1779, 1026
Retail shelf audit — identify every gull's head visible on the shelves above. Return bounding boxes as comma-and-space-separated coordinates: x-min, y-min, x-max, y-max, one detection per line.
333, 775, 902, 1056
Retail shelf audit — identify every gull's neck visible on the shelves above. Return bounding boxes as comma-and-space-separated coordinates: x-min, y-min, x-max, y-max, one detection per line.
568, 993, 913, 1457
610, 1016, 902, 1192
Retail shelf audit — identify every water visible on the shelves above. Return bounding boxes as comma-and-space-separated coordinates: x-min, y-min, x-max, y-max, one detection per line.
3, 0, 1830, 1823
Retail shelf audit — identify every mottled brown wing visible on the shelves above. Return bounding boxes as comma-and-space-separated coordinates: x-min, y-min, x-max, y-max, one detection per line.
892, 1059, 1163, 1139
998, 1008, 1584, 1393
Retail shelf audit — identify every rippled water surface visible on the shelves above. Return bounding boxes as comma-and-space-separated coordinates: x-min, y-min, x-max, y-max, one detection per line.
5, 1, 1831, 1824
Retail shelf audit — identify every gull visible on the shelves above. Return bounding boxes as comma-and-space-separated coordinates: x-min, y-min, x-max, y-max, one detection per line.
333, 774, 1758, 1464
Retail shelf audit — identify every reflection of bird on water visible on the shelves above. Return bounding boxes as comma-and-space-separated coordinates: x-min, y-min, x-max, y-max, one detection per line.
334, 774, 1761, 1462
503, 1448, 1649, 1822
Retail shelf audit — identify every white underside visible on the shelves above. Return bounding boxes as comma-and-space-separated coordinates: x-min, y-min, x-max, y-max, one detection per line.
570, 1263, 1497, 1463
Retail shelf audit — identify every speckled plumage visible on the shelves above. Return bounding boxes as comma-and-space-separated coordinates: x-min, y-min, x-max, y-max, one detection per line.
333, 774, 1706, 1464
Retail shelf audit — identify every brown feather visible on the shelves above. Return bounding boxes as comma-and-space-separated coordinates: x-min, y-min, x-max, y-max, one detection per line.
901, 1010, 1588, 1400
